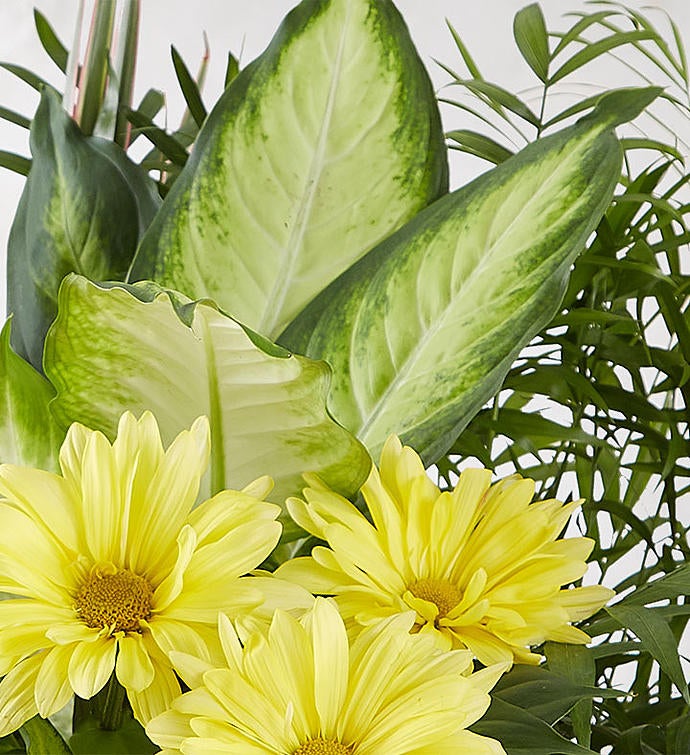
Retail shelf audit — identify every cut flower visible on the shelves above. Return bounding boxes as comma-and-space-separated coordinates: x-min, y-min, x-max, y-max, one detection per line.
278, 435, 614, 665
147, 597, 508, 754
0, 411, 312, 735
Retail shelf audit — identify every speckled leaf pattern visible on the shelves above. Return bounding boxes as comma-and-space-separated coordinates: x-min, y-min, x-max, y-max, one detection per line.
43, 275, 371, 526
6, 89, 160, 370
130, 0, 447, 339
281, 96, 653, 463
0, 319, 61, 470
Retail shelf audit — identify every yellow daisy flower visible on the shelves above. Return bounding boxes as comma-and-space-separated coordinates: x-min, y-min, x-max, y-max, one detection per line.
0, 411, 312, 735
146, 597, 508, 754
277, 435, 614, 666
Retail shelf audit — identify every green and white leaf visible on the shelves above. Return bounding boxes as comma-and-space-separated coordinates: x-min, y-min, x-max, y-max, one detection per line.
281, 90, 658, 463
7, 88, 160, 369
130, 0, 447, 339
0, 319, 61, 471
43, 275, 371, 533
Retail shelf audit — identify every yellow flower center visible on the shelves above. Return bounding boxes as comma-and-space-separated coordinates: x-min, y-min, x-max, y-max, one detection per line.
75, 566, 153, 632
409, 577, 462, 619
293, 739, 354, 754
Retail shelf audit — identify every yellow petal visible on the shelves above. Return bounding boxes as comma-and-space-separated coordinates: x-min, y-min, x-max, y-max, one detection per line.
128, 655, 181, 724
0, 652, 42, 736
129, 424, 207, 576
0, 466, 81, 554
145, 707, 194, 750
35, 643, 74, 717
146, 617, 220, 665
310, 598, 348, 736
68, 636, 117, 698
153, 525, 198, 611
116, 634, 155, 692
80, 431, 122, 564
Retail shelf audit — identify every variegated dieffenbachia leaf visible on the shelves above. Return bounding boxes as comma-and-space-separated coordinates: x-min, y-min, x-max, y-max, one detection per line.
0, 319, 61, 470
7, 88, 160, 370
43, 275, 371, 536
130, 0, 447, 339
281, 88, 660, 463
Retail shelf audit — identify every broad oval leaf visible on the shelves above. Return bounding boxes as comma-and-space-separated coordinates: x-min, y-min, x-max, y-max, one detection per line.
281, 89, 659, 463
130, 0, 447, 339
7, 88, 160, 370
0, 319, 61, 470
43, 275, 371, 533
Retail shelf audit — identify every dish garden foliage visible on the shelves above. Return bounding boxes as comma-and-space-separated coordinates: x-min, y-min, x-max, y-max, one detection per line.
0, 0, 687, 753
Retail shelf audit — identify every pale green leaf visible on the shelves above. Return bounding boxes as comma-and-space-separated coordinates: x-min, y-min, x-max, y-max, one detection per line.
281, 93, 656, 462
0, 319, 61, 471
130, 0, 447, 339
44, 275, 371, 535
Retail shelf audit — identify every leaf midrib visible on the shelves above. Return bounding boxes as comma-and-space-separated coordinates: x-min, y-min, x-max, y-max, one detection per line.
355, 147, 589, 446
259, 3, 352, 338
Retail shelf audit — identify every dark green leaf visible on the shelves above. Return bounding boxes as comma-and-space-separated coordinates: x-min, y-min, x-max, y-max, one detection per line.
33, 9, 69, 73
471, 698, 595, 755
0, 106, 30, 129
224, 51, 239, 88
450, 78, 540, 126
0, 62, 52, 92
545, 643, 597, 747
492, 663, 620, 726
607, 604, 690, 704
446, 129, 513, 164
513, 4, 550, 82
550, 30, 657, 85
170, 45, 207, 128
445, 19, 483, 79
7, 89, 160, 369
0, 151, 31, 176
122, 106, 189, 165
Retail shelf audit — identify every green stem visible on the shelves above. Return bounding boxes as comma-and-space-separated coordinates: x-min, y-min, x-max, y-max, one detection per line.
99, 673, 126, 731
75, 0, 116, 136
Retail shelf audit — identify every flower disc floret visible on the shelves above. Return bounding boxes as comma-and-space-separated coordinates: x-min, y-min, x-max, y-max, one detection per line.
277, 435, 615, 665
75, 565, 153, 632
294, 739, 354, 754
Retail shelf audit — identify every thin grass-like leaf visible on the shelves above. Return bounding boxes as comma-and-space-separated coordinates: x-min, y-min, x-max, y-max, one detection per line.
0, 62, 51, 92
0, 106, 30, 129
0, 150, 31, 175
446, 129, 513, 164
123, 106, 189, 165
445, 19, 482, 79
171, 45, 207, 129
33, 8, 69, 73
550, 30, 657, 85
449, 78, 540, 126
224, 51, 239, 88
